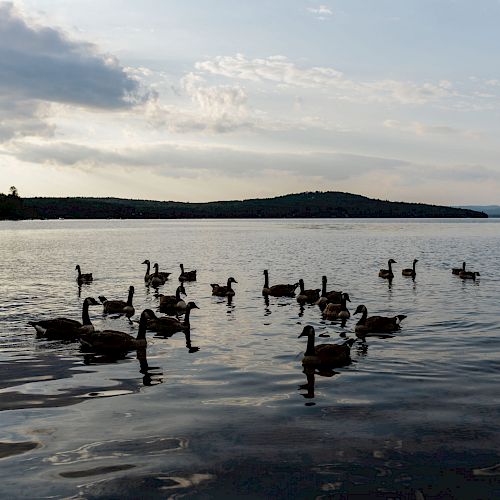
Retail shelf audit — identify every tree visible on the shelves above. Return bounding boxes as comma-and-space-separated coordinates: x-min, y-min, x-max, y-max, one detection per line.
9, 186, 19, 197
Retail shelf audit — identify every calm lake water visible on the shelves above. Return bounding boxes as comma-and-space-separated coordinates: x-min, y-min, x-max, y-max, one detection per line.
0, 218, 499, 499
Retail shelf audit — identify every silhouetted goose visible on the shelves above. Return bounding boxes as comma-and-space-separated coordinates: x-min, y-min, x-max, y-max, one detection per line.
28, 297, 100, 340
80, 309, 149, 353
322, 293, 351, 321
148, 263, 168, 288
299, 325, 355, 367
99, 286, 135, 319
262, 270, 298, 297
142, 260, 171, 282
379, 259, 396, 279
402, 259, 418, 277
211, 277, 237, 297
144, 302, 199, 334
354, 305, 406, 335
296, 279, 321, 304
459, 270, 480, 280
159, 285, 187, 313
75, 265, 93, 284
316, 275, 342, 306
452, 262, 466, 275
179, 263, 197, 282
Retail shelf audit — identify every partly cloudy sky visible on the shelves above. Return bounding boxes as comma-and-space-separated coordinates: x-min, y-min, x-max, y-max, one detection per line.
1, 0, 500, 203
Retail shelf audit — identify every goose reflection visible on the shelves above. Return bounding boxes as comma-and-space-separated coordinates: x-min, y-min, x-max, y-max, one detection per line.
298, 366, 339, 406
263, 294, 271, 316
154, 329, 199, 354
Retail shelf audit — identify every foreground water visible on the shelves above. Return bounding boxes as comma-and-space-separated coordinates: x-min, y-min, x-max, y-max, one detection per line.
0, 218, 499, 499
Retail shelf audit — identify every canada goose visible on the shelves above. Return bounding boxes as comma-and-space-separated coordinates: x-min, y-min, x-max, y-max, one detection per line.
459, 270, 480, 280
298, 325, 355, 367
144, 302, 199, 334
322, 293, 351, 321
452, 262, 466, 275
148, 263, 167, 288
179, 263, 197, 282
296, 279, 321, 304
316, 276, 342, 307
262, 270, 298, 297
28, 297, 100, 340
379, 259, 396, 279
354, 305, 406, 335
80, 309, 150, 353
142, 260, 171, 282
159, 285, 187, 313
402, 259, 418, 277
99, 286, 135, 319
211, 277, 237, 297
75, 265, 93, 284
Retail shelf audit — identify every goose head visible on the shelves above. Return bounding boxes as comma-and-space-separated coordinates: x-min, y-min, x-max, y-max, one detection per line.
298, 325, 315, 338
141, 259, 150, 265
322, 276, 327, 283
75, 265, 81, 271
413, 259, 419, 264
354, 304, 367, 315
388, 259, 397, 265
228, 277, 238, 284
178, 284, 187, 296
186, 301, 200, 311
84, 297, 100, 306
263, 269, 268, 276
343, 293, 351, 302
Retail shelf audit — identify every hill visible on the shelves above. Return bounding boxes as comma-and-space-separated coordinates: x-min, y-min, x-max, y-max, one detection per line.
458, 205, 500, 217
5, 191, 486, 219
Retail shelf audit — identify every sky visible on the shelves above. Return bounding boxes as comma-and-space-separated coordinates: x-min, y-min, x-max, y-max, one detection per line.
1, 0, 500, 204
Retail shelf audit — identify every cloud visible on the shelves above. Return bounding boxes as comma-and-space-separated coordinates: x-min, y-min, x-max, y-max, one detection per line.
384, 119, 481, 139
307, 5, 333, 20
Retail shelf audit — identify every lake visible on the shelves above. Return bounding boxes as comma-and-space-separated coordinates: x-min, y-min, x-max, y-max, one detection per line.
0, 218, 499, 499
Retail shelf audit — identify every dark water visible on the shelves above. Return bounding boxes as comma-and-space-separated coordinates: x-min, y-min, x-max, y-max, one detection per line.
0, 219, 499, 499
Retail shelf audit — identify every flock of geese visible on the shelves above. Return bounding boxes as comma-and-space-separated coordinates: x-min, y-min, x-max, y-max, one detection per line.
30, 259, 480, 371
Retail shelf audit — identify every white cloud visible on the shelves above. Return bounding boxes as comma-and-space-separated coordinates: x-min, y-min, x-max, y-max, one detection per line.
384, 119, 481, 139
307, 5, 333, 20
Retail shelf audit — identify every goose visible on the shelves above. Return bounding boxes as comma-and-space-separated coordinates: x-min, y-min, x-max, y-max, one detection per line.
211, 277, 237, 297
28, 297, 100, 340
354, 305, 406, 335
402, 259, 418, 277
262, 270, 298, 297
179, 263, 197, 282
75, 265, 93, 284
322, 293, 351, 321
452, 262, 466, 275
148, 263, 168, 288
459, 270, 480, 280
296, 279, 321, 304
379, 259, 396, 279
159, 285, 187, 313
298, 325, 355, 367
144, 302, 199, 334
316, 276, 342, 307
142, 260, 171, 282
99, 286, 135, 319
80, 309, 150, 353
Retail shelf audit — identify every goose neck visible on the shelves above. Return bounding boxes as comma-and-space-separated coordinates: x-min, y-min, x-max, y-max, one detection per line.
82, 299, 92, 326
263, 272, 269, 289
127, 288, 134, 306
305, 333, 316, 356
357, 307, 368, 325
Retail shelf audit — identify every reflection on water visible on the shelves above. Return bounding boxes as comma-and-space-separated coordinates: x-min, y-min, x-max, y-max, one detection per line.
0, 218, 499, 498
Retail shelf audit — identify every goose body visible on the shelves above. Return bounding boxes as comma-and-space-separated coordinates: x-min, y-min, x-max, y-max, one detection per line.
452, 262, 466, 275
316, 276, 342, 306
402, 259, 418, 277
148, 263, 168, 287
142, 260, 171, 282
99, 286, 135, 318
322, 293, 351, 321
211, 277, 237, 297
379, 259, 396, 279
159, 285, 187, 313
28, 297, 100, 340
354, 305, 406, 335
262, 270, 298, 297
459, 270, 480, 280
299, 326, 355, 367
296, 279, 320, 304
75, 265, 93, 284
145, 302, 199, 334
80, 309, 150, 353
179, 263, 197, 282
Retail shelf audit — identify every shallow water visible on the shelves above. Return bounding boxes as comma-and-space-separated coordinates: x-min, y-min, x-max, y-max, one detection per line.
0, 218, 499, 499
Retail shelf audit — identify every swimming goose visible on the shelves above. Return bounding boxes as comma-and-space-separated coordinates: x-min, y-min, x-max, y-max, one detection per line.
459, 270, 480, 280
179, 263, 197, 282
322, 293, 351, 321
316, 276, 342, 307
296, 279, 321, 304
75, 265, 93, 284
211, 277, 237, 297
144, 302, 199, 334
99, 286, 135, 319
80, 309, 149, 353
28, 297, 100, 340
379, 259, 396, 279
402, 259, 418, 277
262, 270, 298, 297
142, 260, 171, 282
298, 325, 355, 367
148, 263, 168, 288
354, 305, 406, 335
452, 262, 466, 275
159, 285, 187, 313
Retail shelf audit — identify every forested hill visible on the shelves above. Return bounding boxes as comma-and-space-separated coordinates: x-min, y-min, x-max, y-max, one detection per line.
6, 191, 486, 219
